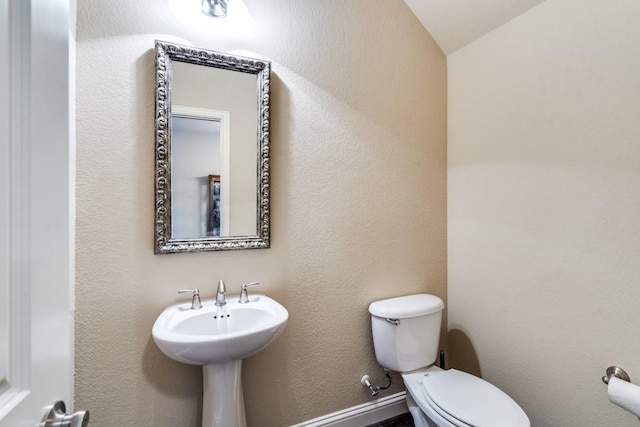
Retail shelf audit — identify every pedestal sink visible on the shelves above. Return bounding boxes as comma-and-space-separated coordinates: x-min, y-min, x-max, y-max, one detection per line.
152, 294, 288, 427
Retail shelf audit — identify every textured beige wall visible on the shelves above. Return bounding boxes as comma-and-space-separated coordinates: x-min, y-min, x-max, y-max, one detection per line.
75, 1, 447, 426
448, 0, 640, 426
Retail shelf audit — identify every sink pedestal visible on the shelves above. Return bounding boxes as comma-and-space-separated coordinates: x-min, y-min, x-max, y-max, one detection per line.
152, 295, 288, 426
202, 361, 246, 427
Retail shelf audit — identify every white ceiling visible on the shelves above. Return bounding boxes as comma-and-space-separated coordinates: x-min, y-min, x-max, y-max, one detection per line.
403, 0, 546, 55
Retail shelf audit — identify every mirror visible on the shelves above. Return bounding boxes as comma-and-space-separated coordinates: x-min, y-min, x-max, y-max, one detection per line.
154, 41, 271, 253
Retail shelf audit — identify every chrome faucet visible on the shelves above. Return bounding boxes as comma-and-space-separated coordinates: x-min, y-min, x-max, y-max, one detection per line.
215, 280, 227, 306
239, 282, 260, 303
178, 288, 202, 310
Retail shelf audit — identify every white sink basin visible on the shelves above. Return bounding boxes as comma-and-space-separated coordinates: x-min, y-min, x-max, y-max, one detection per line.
152, 294, 288, 365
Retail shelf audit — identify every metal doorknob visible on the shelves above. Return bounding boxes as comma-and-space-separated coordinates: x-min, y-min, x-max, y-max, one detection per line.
40, 401, 90, 427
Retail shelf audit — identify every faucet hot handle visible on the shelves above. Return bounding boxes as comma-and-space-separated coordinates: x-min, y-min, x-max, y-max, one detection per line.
239, 282, 260, 304
178, 289, 202, 310
215, 280, 227, 306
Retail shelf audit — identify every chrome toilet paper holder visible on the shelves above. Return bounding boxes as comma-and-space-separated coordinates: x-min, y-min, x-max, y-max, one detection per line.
602, 366, 631, 385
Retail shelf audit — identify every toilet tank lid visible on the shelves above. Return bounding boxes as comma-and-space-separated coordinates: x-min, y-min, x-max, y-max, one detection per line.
368, 294, 444, 319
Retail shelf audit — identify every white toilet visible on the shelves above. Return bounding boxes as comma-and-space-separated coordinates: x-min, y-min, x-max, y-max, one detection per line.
368, 294, 530, 427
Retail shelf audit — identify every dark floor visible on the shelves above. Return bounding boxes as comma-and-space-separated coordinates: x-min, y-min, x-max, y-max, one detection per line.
366, 412, 415, 427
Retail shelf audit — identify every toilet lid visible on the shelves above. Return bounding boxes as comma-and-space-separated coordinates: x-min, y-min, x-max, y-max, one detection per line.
421, 369, 529, 427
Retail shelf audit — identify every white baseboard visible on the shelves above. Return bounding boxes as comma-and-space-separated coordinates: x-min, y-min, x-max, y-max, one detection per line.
290, 392, 408, 427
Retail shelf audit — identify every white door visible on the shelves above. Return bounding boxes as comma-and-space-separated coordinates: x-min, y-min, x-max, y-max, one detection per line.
0, 0, 76, 426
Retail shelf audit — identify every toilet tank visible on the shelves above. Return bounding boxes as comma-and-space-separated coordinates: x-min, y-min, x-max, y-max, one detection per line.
368, 294, 444, 372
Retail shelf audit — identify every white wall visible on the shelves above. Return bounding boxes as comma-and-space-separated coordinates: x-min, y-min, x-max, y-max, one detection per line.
448, 0, 640, 425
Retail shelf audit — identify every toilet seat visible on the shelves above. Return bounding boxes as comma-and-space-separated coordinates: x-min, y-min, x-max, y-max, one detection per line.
420, 369, 529, 427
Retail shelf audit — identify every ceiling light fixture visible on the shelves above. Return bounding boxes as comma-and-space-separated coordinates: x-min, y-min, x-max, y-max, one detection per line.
201, 0, 228, 18
168, 0, 256, 34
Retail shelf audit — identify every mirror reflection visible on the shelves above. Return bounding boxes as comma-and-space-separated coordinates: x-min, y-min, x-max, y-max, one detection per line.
154, 41, 271, 253
171, 115, 222, 239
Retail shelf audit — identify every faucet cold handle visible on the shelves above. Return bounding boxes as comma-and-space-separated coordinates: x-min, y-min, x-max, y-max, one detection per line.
178, 289, 202, 310
239, 282, 260, 304
215, 280, 227, 306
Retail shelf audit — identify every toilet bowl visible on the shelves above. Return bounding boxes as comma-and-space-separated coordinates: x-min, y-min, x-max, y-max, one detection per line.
368, 294, 529, 427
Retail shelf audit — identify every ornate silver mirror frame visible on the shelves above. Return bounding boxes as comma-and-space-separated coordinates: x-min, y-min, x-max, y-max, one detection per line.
154, 40, 271, 253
